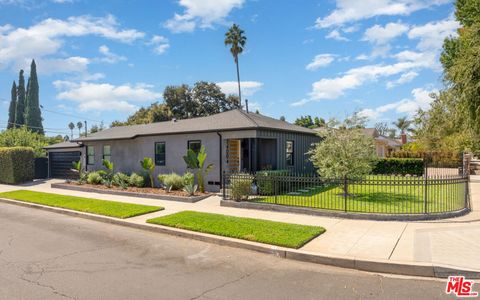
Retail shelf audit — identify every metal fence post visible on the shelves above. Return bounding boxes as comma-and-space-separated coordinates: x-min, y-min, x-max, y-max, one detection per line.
423, 162, 428, 214
344, 176, 348, 212
222, 171, 226, 200
274, 176, 278, 204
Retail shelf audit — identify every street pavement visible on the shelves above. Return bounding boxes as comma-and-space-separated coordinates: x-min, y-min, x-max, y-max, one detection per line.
0, 203, 456, 300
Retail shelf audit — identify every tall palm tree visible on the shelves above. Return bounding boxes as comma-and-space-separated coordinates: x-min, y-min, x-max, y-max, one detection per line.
77, 121, 83, 137
68, 122, 75, 139
392, 117, 412, 134
224, 24, 246, 108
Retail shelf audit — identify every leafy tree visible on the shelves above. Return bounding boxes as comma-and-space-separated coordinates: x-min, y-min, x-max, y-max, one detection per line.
183, 145, 213, 193
15, 70, 26, 127
374, 122, 389, 136
25, 60, 44, 134
314, 117, 326, 128
224, 24, 246, 107
0, 127, 58, 157
163, 84, 196, 119
294, 115, 314, 128
77, 121, 83, 137
309, 116, 376, 195
193, 81, 239, 116
89, 122, 104, 133
68, 122, 75, 139
392, 117, 412, 134
7, 81, 17, 129
111, 103, 172, 127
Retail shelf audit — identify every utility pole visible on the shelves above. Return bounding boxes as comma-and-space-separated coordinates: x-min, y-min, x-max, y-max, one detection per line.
245, 99, 249, 113
84, 121, 87, 137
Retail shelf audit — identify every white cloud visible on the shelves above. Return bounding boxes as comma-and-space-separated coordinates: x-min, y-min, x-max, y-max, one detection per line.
386, 71, 418, 88
0, 15, 144, 73
98, 45, 126, 63
362, 22, 409, 44
217, 81, 263, 96
408, 17, 459, 51
165, 0, 244, 33
35, 57, 90, 75
149, 35, 170, 55
315, 0, 450, 28
53, 81, 162, 112
325, 29, 348, 41
306, 54, 336, 71
358, 87, 437, 120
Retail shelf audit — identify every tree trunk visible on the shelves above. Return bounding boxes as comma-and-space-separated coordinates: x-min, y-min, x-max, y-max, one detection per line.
235, 55, 242, 108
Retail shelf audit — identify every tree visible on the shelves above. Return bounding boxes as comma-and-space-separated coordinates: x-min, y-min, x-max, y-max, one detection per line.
309, 117, 376, 195
192, 81, 239, 116
280, 116, 286, 121
15, 70, 26, 127
77, 121, 83, 136
163, 84, 196, 119
392, 117, 412, 134
89, 122, 104, 133
314, 117, 326, 128
224, 24, 246, 107
68, 122, 75, 139
25, 60, 44, 134
111, 103, 172, 127
374, 122, 389, 136
294, 115, 314, 128
7, 81, 17, 129
0, 127, 58, 157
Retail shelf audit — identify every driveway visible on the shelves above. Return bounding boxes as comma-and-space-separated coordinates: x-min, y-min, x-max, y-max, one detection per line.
0, 203, 454, 300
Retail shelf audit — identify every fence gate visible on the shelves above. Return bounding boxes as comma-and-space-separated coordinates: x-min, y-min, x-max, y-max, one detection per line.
34, 157, 48, 179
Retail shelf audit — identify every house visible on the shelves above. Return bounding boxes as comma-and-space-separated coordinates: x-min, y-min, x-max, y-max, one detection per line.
44, 141, 85, 179
362, 128, 402, 157
45, 109, 320, 191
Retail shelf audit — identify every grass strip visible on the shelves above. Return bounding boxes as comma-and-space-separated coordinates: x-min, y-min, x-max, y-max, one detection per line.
0, 190, 163, 218
147, 210, 324, 248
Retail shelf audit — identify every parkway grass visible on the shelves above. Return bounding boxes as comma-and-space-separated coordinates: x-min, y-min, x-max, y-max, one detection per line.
0, 190, 163, 218
147, 211, 325, 249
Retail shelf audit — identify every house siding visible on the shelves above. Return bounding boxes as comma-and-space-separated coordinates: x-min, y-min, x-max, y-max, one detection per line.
257, 130, 320, 173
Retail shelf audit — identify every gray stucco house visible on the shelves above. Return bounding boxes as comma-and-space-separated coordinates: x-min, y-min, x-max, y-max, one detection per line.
46, 109, 320, 191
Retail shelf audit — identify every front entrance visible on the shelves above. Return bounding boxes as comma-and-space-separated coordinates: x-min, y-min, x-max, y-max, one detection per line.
225, 138, 277, 173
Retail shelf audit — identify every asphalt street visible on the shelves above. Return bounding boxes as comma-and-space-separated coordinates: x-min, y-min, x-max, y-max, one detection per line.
0, 202, 455, 300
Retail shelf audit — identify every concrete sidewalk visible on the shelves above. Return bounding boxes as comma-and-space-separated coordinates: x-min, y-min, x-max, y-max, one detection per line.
1, 179, 479, 274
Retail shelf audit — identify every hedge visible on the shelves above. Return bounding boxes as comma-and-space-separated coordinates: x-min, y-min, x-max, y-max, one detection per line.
0, 147, 35, 184
256, 170, 291, 195
390, 150, 461, 166
372, 158, 424, 176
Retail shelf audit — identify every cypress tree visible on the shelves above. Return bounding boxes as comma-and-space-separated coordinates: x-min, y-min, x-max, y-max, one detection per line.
15, 69, 26, 127
7, 81, 17, 129
25, 60, 44, 134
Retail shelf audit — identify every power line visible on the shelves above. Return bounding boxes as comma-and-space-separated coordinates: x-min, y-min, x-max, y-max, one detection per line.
0, 119, 68, 131
40, 105, 103, 123
0, 125, 70, 135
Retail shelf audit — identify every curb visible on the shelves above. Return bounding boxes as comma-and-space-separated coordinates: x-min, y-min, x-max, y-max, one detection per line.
50, 183, 210, 203
220, 199, 471, 221
0, 197, 478, 279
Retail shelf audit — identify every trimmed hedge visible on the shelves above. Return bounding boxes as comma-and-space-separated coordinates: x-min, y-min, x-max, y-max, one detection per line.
256, 170, 290, 195
390, 150, 461, 165
0, 147, 35, 184
372, 158, 424, 176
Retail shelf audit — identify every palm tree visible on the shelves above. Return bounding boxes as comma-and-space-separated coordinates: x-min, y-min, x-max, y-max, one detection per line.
77, 121, 83, 137
392, 117, 412, 134
224, 24, 247, 108
68, 122, 75, 139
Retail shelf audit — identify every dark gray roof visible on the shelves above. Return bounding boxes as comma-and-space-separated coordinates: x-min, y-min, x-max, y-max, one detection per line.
74, 109, 317, 142
44, 141, 82, 149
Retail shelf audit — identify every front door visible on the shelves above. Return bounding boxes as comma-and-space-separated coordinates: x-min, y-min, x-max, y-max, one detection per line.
227, 139, 241, 173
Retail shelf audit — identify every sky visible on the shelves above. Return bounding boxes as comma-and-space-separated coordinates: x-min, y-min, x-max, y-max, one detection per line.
0, 0, 458, 137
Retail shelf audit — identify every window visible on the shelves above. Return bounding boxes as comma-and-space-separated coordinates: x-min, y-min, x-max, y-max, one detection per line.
87, 146, 95, 165
286, 140, 294, 166
103, 145, 111, 161
188, 140, 201, 154
155, 142, 166, 166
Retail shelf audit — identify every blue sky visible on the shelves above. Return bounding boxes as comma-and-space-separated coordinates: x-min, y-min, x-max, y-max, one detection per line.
0, 0, 458, 137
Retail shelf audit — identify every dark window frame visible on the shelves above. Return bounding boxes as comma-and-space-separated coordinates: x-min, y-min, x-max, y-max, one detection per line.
102, 145, 111, 161
155, 142, 166, 166
188, 140, 202, 154
87, 146, 95, 165
286, 140, 294, 166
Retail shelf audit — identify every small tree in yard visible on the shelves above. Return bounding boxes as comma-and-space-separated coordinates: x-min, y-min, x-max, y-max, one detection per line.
309, 116, 377, 196
183, 146, 213, 193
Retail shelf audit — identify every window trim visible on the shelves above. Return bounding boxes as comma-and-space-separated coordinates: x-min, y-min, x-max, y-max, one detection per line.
286, 140, 294, 166
187, 140, 202, 154
102, 145, 111, 161
155, 142, 166, 166
87, 146, 95, 165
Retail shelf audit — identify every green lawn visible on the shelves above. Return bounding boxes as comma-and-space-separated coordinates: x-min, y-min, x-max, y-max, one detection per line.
147, 211, 325, 248
252, 176, 466, 214
0, 190, 163, 218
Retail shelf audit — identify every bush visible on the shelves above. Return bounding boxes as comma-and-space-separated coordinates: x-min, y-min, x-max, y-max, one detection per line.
113, 172, 130, 189
159, 173, 184, 191
0, 147, 34, 184
230, 173, 254, 201
87, 172, 103, 184
372, 158, 424, 176
129, 173, 145, 188
182, 172, 195, 186
390, 150, 461, 166
256, 170, 290, 195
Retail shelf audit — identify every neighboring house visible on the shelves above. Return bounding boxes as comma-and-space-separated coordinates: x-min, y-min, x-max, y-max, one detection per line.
362, 128, 402, 158
45, 109, 320, 191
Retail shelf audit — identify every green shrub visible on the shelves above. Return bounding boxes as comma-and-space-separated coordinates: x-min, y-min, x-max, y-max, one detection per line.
159, 173, 184, 191
182, 172, 195, 186
372, 158, 424, 176
230, 173, 254, 201
0, 147, 34, 184
256, 170, 290, 195
112, 172, 130, 189
87, 172, 103, 184
129, 173, 145, 188
390, 150, 461, 166
183, 183, 198, 196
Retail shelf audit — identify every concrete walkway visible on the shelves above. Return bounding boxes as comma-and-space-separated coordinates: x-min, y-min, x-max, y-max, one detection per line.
1, 179, 479, 273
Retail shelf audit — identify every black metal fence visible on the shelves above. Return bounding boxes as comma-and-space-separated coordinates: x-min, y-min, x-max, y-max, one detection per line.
222, 171, 469, 215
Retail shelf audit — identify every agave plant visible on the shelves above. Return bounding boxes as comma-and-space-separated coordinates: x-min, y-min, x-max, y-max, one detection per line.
140, 157, 155, 187
183, 183, 198, 196
183, 146, 213, 193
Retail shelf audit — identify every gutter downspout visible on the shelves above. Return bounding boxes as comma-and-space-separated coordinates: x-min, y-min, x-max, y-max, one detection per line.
217, 132, 223, 188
